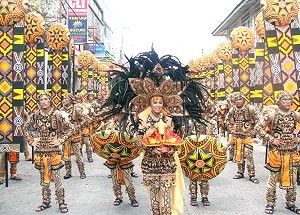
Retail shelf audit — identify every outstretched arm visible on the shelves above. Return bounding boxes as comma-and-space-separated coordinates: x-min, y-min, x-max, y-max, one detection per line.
23, 112, 35, 144
55, 110, 74, 145
224, 107, 234, 132
23, 112, 40, 147
254, 109, 275, 144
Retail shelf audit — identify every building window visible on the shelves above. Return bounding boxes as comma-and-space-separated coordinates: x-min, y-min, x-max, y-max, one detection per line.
254, 1, 262, 14
241, 10, 250, 26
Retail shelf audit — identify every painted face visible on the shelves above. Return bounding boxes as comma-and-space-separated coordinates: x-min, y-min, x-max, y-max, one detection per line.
39, 96, 51, 109
88, 94, 94, 101
63, 97, 71, 106
74, 95, 82, 103
279, 98, 292, 111
150, 96, 164, 115
235, 98, 245, 108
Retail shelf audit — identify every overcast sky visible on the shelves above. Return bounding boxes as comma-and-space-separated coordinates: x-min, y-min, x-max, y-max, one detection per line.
105, 0, 242, 64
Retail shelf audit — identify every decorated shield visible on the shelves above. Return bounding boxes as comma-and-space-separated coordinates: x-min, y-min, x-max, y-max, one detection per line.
178, 135, 227, 181
91, 130, 140, 163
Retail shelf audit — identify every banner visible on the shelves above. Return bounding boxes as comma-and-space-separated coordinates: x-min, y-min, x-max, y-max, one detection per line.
88, 43, 105, 57
68, 0, 88, 43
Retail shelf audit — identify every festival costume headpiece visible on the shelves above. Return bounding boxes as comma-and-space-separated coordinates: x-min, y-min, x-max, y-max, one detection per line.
87, 92, 94, 97
63, 93, 75, 104
233, 92, 245, 101
100, 49, 207, 134
129, 76, 184, 116
74, 93, 84, 103
37, 91, 51, 101
275, 91, 293, 104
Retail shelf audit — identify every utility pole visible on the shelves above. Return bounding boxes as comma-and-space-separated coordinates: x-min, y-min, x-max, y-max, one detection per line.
119, 27, 124, 64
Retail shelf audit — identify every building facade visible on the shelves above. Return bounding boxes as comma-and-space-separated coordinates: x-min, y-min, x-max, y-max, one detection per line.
28, 0, 114, 61
86, 0, 114, 60
211, 0, 261, 38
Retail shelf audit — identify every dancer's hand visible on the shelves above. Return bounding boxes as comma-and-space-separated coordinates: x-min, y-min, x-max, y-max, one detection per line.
50, 139, 61, 146
248, 130, 256, 137
272, 138, 281, 146
31, 138, 40, 147
153, 147, 162, 155
145, 128, 156, 136
167, 147, 174, 155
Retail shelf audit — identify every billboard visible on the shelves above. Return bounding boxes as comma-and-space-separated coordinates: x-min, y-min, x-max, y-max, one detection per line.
68, 0, 89, 43
88, 43, 105, 57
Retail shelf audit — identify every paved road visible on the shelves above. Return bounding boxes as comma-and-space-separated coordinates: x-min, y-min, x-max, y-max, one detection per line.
0, 137, 299, 215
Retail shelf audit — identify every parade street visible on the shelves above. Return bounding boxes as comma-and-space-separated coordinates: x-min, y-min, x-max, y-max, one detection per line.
0, 138, 299, 215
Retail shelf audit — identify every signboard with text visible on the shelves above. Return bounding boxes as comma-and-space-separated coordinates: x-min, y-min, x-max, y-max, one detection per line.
88, 44, 105, 56
68, 0, 89, 43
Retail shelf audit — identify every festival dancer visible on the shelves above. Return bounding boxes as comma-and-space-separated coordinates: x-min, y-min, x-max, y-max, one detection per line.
255, 91, 300, 214
188, 97, 217, 207
0, 152, 22, 182
216, 100, 229, 136
226, 93, 236, 161
74, 93, 93, 162
61, 93, 86, 179
224, 92, 260, 184
203, 93, 218, 136
100, 49, 206, 215
24, 91, 70, 213
100, 113, 139, 207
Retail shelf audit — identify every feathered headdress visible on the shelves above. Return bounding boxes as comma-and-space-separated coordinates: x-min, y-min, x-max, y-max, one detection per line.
100, 48, 207, 135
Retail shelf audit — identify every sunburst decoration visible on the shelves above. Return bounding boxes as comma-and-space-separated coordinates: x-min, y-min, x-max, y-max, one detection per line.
188, 60, 197, 72
98, 62, 108, 76
217, 41, 232, 62
194, 58, 205, 72
77, 50, 93, 69
0, 0, 27, 26
24, 11, 45, 44
178, 135, 227, 180
263, 0, 299, 26
91, 130, 140, 163
92, 56, 98, 71
201, 54, 211, 69
255, 12, 265, 39
230, 26, 255, 52
208, 51, 219, 67
46, 23, 70, 50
